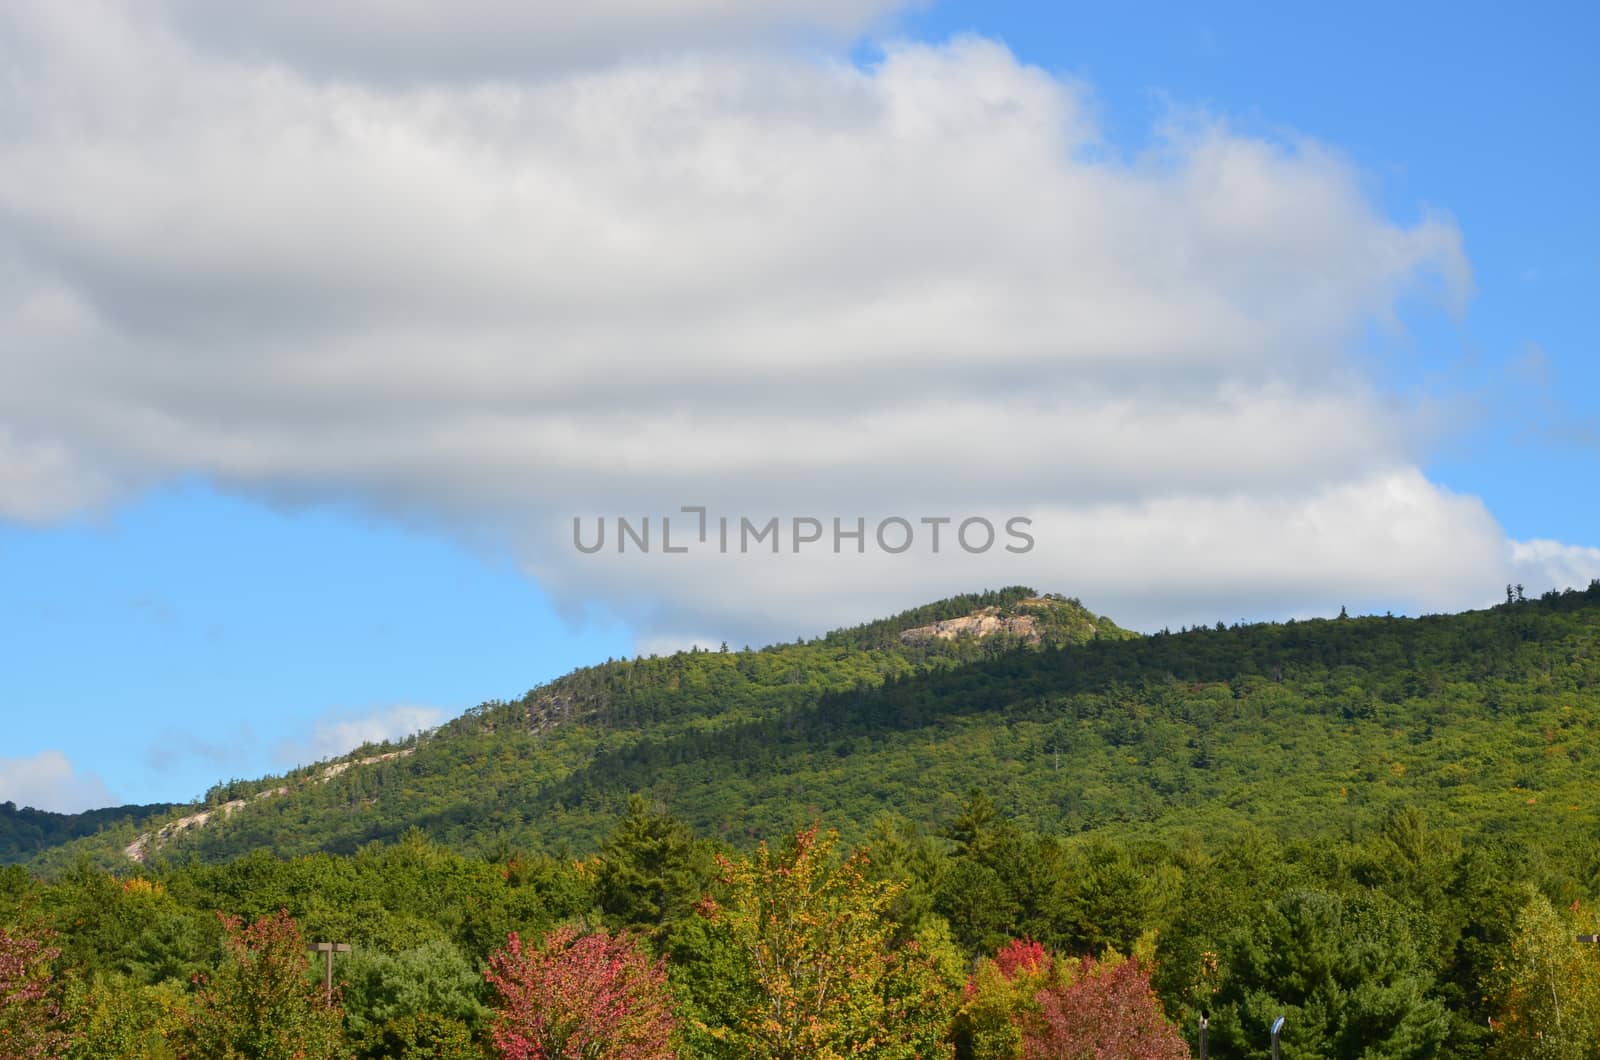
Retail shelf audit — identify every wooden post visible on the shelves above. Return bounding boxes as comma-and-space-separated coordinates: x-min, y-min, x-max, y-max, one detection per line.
309, 942, 352, 1004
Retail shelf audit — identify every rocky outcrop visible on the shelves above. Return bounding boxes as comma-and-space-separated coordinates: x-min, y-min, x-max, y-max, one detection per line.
123, 748, 414, 863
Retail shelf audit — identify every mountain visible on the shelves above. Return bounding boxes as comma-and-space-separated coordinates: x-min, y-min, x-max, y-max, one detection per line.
28, 582, 1600, 873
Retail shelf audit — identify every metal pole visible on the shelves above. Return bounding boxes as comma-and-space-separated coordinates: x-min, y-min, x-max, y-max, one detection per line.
1270, 1015, 1285, 1060
1197, 1014, 1208, 1060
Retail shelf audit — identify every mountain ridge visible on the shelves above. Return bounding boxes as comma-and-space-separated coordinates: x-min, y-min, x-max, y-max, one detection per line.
20, 582, 1600, 872
10, 587, 1125, 868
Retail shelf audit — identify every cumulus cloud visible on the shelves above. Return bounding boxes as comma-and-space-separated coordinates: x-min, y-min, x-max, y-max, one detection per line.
0, 1, 1586, 645
155, 0, 918, 80
0, 750, 116, 813
277, 705, 446, 764
1509, 540, 1600, 597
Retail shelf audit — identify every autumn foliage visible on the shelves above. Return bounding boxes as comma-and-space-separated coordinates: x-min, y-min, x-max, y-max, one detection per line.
992, 938, 1051, 983
178, 908, 346, 1060
0, 924, 67, 1060
486, 924, 677, 1059
955, 938, 1187, 1060
1026, 954, 1188, 1060
692, 824, 956, 1058
954, 937, 1054, 1059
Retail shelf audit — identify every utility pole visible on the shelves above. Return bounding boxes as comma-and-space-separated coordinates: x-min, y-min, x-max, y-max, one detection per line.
1270, 1015, 1285, 1060
308, 941, 351, 1004
1197, 1014, 1208, 1060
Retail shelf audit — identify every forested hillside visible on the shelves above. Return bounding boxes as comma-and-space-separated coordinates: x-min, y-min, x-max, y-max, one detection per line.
0, 802, 175, 864
30, 589, 1137, 869
10, 584, 1600, 1057
32, 582, 1600, 873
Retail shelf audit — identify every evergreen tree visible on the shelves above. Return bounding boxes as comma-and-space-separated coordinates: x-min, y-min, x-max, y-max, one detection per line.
1210, 889, 1448, 1058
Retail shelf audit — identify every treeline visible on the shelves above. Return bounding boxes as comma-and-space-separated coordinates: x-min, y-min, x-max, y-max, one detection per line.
30, 582, 1600, 871
6, 796, 1600, 1057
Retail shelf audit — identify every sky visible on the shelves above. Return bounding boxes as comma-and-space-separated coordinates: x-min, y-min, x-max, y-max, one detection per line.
1, 0, 1596, 811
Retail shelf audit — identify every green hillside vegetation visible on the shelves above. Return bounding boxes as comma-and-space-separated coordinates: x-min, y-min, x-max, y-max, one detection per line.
8, 584, 1600, 1056
34, 582, 1600, 872
0, 801, 176, 865
32, 589, 1132, 869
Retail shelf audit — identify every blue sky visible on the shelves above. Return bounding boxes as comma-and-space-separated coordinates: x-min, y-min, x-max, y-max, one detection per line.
1, 0, 1595, 810
904, 1, 1598, 539
1, 487, 631, 806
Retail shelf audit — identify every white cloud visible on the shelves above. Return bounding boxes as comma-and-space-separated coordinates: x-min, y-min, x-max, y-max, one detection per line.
152, 0, 918, 79
535, 467, 1516, 642
1509, 539, 1600, 597
0, 750, 116, 813
0, 3, 1589, 645
278, 705, 446, 764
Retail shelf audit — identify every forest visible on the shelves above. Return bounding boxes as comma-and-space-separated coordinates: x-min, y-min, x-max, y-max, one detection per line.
7, 583, 1600, 1056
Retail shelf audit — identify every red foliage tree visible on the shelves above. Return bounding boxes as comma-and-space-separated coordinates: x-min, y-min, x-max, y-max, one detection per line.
992, 938, 1051, 983
0, 924, 68, 1060
486, 924, 676, 1060
1024, 955, 1189, 1060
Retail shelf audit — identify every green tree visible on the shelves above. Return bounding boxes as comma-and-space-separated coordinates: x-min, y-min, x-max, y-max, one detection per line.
340, 939, 488, 1047
360, 1010, 484, 1059
1210, 889, 1448, 1059
62, 972, 186, 1059
596, 796, 713, 935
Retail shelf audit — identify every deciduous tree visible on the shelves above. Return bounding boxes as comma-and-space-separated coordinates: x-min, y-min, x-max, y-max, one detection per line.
1025, 954, 1188, 1060
693, 825, 955, 1059
177, 908, 346, 1060
0, 924, 68, 1060
486, 924, 676, 1060
953, 939, 1055, 1060
1489, 891, 1600, 1059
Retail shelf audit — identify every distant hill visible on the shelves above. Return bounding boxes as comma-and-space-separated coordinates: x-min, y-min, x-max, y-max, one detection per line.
28, 582, 1600, 873
0, 800, 176, 865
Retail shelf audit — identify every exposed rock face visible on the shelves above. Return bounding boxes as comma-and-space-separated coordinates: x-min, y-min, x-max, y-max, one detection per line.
123, 748, 414, 862
896, 598, 1081, 646
898, 608, 1042, 643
